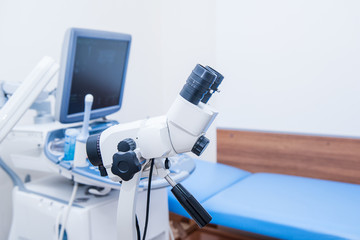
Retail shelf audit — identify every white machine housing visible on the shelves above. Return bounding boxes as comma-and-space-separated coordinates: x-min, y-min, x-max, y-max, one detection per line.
9, 176, 169, 240
0, 56, 59, 143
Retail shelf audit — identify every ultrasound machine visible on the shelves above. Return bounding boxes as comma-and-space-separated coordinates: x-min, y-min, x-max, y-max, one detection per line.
0, 28, 223, 240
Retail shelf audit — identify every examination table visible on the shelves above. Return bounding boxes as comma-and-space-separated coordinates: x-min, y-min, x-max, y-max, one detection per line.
168, 159, 360, 239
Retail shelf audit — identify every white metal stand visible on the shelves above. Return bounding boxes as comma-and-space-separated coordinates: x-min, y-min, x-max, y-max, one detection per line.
117, 171, 142, 240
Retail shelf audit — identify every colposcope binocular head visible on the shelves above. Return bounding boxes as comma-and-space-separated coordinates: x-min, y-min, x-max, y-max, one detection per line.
180, 64, 224, 105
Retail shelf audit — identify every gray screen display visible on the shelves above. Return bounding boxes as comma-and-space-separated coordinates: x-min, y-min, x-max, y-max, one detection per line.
68, 37, 129, 115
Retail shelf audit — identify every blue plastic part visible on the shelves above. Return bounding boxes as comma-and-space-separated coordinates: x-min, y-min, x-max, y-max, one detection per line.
59, 161, 72, 170
55, 28, 131, 123
63, 129, 79, 160
0, 157, 25, 191
44, 129, 65, 164
71, 159, 121, 187
168, 159, 251, 218
0, 157, 83, 208
44, 121, 119, 165
202, 173, 360, 240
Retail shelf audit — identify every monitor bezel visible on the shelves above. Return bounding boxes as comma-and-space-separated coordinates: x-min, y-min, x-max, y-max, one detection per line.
55, 28, 131, 123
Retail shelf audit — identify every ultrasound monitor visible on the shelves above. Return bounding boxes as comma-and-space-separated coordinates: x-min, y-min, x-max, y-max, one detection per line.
55, 28, 131, 123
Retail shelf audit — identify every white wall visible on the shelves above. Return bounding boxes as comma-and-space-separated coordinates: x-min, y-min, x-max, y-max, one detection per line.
216, 0, 360, 137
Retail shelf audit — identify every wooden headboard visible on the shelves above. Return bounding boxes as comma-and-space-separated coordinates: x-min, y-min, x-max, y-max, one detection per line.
217, 129, 360, 184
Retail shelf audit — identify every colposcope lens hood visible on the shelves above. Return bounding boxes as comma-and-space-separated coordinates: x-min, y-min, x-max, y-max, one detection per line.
201, 66, 224, 104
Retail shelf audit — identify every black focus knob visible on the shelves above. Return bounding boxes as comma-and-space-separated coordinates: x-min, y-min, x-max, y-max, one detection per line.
98, 164, 108, 176
111, 151, 141, 181
117, 138, 136, 152
86, 134, 108, 177
86, 134, 103, 167
191, 135, 210, 156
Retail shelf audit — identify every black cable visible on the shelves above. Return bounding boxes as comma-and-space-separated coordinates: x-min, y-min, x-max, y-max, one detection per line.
135, 214, 140, 240
142, 158, 154, 240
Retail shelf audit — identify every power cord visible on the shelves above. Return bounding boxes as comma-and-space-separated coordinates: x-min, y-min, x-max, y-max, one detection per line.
142, 158, 155, 240
136, 215, 140, 240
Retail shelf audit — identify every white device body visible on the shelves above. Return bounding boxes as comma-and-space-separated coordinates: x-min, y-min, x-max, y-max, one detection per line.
74, 94, 94, 167
73, 141, 88, 167
0, 122, 70, 173
0, 56, 59, 143
99, 95, 218, 182
8, 176, 169, 240
77, 94, 94, 142
167, 95, 218, 153
0, 81, 50, 107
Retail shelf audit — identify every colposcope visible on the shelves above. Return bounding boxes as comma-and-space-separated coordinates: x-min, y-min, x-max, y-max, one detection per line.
86, 64, 224, 239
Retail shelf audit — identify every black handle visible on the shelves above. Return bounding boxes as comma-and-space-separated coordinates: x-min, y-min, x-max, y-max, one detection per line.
171, 183, 212, 228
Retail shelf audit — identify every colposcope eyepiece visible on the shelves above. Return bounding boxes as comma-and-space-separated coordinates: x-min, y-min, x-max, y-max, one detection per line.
201, 66, 224, 104
180, 64, 216, 105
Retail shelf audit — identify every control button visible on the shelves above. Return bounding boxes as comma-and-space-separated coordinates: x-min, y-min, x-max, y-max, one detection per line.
117, 138, 136, 152
191, 135, 210, 156
111, 151, 141, 181
165, 158, 171, 169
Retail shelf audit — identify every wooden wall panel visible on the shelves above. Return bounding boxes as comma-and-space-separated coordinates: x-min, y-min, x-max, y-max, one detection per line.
217, 129, 360, 184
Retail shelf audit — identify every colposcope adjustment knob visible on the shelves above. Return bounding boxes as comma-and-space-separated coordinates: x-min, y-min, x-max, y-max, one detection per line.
191, 135, 210, 156
117, 138, 136, 152
86, 134, 108, 177
98, 165, 108, 177
111, 151, 141, 181
86, 134, 102, 166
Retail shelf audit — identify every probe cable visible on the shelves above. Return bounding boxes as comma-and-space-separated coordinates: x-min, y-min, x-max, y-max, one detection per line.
59, 181, 78, 240
142, 158, 155, 240
135, 215, 140, 240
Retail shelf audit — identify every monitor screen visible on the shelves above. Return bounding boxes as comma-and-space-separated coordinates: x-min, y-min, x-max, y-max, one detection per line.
55, 28, 131, 123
